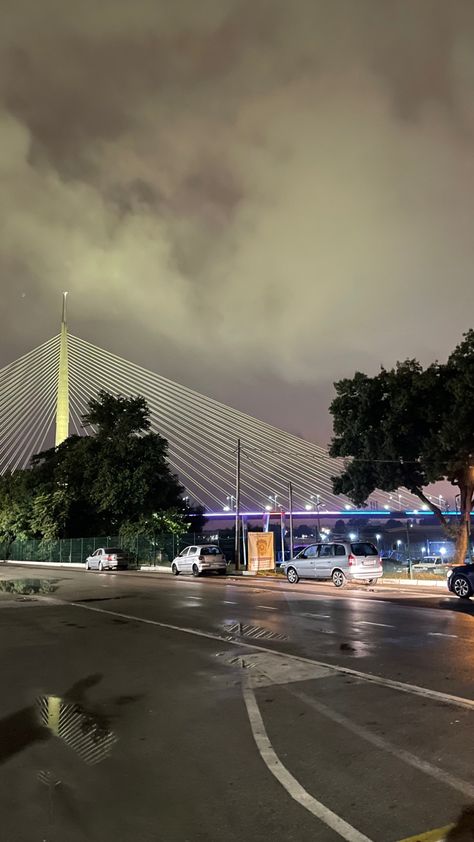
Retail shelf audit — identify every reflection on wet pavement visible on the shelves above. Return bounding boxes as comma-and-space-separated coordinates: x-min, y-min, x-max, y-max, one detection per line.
37, 694, 118, 765
0, 578, 58, 595
0, 674, 124, 768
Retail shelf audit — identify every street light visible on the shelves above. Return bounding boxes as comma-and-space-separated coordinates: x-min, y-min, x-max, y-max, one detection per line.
268, 494, 278, 510
375, 533, 381, 542
349, 532, 357, 540
344, 504, 352, 511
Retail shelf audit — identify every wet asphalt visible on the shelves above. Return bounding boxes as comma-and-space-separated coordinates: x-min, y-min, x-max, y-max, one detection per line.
0, 564, 474, 842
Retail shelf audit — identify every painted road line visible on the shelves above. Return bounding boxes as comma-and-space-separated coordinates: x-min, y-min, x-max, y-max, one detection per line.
292, 689, 474, 799
243, 681, 373, 842
359, 621, 395, 629
223, 600, 237, 605
303, 613, 331, 619
257, 605, 277, 610
428, 633, 457, 639
67, 602, 474, 711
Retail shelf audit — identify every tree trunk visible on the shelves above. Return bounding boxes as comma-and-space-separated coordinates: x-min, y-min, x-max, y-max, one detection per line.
453, 481, 473, 566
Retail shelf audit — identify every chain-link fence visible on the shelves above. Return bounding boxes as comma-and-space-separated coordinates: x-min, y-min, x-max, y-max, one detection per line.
0, 533, 237, 566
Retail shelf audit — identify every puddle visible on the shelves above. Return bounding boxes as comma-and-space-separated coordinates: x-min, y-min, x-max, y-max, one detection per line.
0, 674, 134, 767
0, 578, 58, 595
223, 622, 288, 641
36, 694, 117, 765
339, 640, 373, 658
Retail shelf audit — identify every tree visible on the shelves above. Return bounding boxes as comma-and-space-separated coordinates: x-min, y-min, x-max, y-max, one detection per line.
1, 392, 187, 540
329, 331, 474, 565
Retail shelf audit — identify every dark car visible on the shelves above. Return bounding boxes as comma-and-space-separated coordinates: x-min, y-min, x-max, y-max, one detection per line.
447, 563, 474, 598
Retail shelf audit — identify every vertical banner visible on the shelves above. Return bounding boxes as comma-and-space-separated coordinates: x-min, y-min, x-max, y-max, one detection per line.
248, 532, 275, 572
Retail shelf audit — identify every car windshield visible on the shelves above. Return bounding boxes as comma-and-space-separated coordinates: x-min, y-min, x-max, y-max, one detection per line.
104, 547, 123, 554
201, 546, 221, 555
351, 542, 378, 556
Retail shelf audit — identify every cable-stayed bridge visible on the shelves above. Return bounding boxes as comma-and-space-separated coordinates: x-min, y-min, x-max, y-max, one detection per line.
0, 306, 419, 513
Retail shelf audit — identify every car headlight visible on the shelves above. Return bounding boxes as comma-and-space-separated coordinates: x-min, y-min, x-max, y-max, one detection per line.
447, 569, 453, 579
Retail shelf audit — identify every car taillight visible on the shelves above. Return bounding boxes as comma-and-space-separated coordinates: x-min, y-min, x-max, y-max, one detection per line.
105, 555, 112, 561
348, 554, 356, 566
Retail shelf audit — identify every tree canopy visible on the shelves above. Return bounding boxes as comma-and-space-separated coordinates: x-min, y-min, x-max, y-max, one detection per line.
329, 330, 474, 564
0, 391, 200, 544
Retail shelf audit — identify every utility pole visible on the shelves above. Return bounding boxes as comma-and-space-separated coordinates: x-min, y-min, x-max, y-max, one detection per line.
234, 438, 241, 571
288, 481, 294, 559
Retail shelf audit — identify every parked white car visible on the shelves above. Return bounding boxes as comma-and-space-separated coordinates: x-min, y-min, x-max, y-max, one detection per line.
171, 545, 227, 577
85, 547, 131, 571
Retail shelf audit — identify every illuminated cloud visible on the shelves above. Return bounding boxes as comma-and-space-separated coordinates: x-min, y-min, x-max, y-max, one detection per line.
1, 0, 474, 440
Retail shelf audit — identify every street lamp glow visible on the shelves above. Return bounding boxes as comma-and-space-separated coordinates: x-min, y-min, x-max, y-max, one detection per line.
384, 504, 390, 510
344, 504, 351, 510
349, 532, 357, 540
440, 546, 447, 556
396, 539, 402, 547
265, 504, 272, 511
375, 533, 381, 541
305, 503, 313, 511
223, 505, 230, 512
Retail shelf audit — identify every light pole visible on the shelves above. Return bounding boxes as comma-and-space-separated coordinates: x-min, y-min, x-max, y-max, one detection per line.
234, 439, 241, 571
223, 494, 236, 512
310, 494, 322, 537
288, 482, 294, 560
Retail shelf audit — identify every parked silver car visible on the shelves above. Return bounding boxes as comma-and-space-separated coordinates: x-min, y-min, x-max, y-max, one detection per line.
171, 545, 226, 577
85, 547, 131, 571
282, 541, 382, 587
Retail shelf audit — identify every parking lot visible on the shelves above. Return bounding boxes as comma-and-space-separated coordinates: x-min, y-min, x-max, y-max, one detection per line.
1, 564, 474, 841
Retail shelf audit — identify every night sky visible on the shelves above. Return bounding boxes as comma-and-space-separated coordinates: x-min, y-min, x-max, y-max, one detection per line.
1, 0, 474, 448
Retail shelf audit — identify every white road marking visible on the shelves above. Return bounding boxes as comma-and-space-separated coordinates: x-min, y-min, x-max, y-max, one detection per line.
428, 632, 458, 639
292, 689, 474, 799
257, 605, 277, 610
359, 621, 395, 629
68, 602, 474, 711
303, 613, 331, 619
223, 600, 237, 605
243, 681, 373, 842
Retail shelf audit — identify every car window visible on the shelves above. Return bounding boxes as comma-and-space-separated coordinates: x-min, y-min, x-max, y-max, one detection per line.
299, 545, 318, 558
179, 548, 189, 557
320, 544, 334, 557
95, 549, 103, 556
351, 542, 378, 556
188, 547, 198, 555
105, 547, 122, 554
334, 544, 346, 556
201, 547, 221, 555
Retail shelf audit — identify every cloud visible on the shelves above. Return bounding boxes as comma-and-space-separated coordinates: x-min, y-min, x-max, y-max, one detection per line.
1, 0, 474, 441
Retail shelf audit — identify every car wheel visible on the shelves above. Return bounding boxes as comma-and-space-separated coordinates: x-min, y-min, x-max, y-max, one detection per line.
452, 576, 472, 598
286, 566, 299, 584
171, 563, 180, 576
192, 564, 200, 577
98, 561, 103, 572
85, 562, 90, 571
218, 568, 226, 576
332, 569, 346, 588
367, 578, 377, 586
